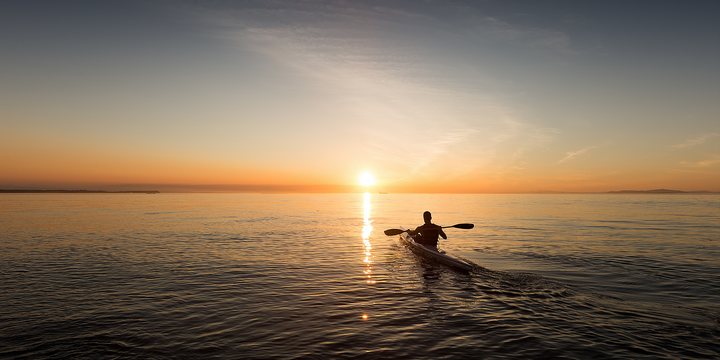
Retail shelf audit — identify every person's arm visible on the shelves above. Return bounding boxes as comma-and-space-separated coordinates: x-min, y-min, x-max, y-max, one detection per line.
407, 226, 419, 235
439, 227, 447, 240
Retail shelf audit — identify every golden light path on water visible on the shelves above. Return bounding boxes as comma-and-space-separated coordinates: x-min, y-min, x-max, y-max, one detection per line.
361, 192, 374, 321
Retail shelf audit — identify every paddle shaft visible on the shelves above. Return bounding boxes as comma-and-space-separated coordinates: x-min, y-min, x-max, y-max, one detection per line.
384, 223, 473, 236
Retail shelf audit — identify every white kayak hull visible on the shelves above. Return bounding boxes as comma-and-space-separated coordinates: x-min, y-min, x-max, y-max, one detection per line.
400, 231, 473, 272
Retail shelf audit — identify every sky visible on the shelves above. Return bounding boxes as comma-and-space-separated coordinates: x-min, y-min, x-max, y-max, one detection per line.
1, 0, 719, 192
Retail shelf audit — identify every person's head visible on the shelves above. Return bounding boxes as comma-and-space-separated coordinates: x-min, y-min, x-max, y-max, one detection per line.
423, 211, 432, 224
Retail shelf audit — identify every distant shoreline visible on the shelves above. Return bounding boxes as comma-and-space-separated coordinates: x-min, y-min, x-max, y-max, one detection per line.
0, 190, 159, 194
605, 189, 717, 194
0, 188, 717, 194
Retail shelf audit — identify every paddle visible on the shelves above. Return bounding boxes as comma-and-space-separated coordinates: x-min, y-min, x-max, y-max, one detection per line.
383, 223, 474, 236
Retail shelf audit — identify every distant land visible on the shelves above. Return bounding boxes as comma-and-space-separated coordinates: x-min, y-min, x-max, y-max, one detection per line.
1, 187, 718, 194
0, 190, 159, 194
0, 184, 359, 193
607, 189, 717, 194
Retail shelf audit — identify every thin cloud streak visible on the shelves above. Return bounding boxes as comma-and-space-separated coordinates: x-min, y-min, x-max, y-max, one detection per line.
680, 155, 720, 168
672, 133, 720, 149
408, 128, 480, 175
468, 16, 576, 55
558, 145, 599, 164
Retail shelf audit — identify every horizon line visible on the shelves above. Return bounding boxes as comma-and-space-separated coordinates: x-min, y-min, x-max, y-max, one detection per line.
1, 186, 718, 195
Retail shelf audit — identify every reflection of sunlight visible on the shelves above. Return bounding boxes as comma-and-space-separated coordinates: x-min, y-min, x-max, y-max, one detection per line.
362, 192, 375, 286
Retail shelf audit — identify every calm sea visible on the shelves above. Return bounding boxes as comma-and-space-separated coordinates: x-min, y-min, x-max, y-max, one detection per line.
1, 193, 718, 359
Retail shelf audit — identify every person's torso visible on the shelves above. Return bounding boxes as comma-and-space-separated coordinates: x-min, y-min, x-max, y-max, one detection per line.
415, 223, 441, 247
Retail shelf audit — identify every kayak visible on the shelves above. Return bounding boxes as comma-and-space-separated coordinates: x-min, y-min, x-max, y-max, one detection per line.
399, 231, 473, 272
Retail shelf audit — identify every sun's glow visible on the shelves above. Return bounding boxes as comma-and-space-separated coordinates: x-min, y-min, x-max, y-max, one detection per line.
358, 171, 376, 187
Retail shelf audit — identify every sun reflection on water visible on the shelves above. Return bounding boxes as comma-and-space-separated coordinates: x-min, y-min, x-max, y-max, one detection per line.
362, 192, 374, 286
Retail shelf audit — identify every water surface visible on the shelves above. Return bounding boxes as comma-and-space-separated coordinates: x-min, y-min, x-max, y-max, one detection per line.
1, 193, 718, 358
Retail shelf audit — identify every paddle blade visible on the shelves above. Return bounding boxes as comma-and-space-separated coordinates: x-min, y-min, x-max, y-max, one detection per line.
384, 228, 406, 236
450, 223, 474, 229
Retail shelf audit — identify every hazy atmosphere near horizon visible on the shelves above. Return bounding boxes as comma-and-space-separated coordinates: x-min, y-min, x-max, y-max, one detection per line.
2, 0, 719, 192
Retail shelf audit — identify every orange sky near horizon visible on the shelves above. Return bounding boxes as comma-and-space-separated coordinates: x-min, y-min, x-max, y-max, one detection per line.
2, 128, 718, 192
2, 110, 720, 192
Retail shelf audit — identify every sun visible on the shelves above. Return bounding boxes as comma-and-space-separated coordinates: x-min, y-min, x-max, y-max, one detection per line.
358, 171, 376, 187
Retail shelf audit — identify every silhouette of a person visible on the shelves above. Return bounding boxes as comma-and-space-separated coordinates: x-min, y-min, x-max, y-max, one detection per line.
408, 211, 447, 249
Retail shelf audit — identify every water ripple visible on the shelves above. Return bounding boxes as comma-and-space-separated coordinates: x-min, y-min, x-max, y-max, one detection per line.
1, 193, 718, 358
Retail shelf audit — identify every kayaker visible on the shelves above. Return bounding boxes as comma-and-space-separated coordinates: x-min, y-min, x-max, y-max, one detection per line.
408, 211, 447, 249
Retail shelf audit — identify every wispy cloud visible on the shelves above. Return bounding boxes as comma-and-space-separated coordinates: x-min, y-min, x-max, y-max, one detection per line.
680, 155, 720, 168
185, 1, 577, 87
558, 145, 599, 164
470, 16, 576, 55
174, 1, 566, 184
408, 128, 480, 174
672, 132, 720, 149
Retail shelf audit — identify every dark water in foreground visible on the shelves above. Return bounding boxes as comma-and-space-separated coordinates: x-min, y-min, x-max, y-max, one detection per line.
1, 193, 719, 359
